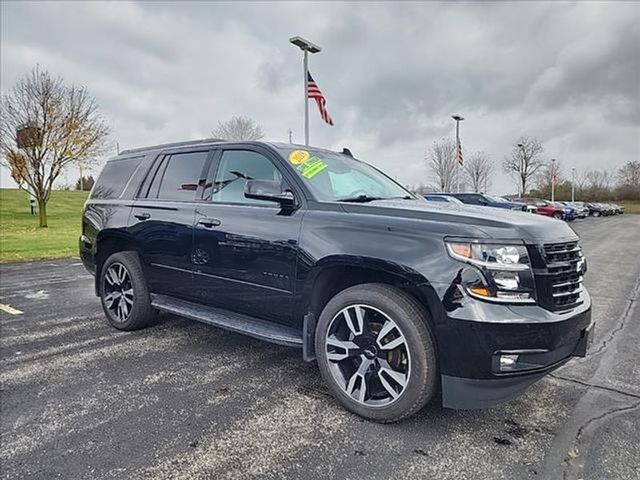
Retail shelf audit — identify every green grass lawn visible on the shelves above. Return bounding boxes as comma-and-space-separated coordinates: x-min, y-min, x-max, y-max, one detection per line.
1, 188, 89, 263
620, 201, 640, 214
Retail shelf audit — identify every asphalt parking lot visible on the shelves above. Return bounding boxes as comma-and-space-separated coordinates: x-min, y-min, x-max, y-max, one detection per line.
1, 215, 639, 480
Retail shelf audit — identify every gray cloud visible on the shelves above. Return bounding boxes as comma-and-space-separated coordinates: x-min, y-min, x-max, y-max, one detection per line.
1, 1, 638, 193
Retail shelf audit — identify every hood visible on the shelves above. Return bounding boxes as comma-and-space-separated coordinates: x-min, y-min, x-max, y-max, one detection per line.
339, 198, 578, 244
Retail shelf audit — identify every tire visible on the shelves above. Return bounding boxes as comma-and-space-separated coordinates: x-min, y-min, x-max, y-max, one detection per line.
553, 212, 563, 220
99, 251, 157, 331
593, 211, 600, 217
315, 283, 437, 423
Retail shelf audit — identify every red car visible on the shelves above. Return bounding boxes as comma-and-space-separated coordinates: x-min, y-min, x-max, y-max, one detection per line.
511, 197, 565, 219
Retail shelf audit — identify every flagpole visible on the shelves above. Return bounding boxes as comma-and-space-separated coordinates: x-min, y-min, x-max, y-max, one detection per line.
452, 115, 464, 193
304, 50, 309, 146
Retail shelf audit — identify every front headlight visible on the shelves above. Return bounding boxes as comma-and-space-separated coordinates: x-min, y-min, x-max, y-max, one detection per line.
445, 240, 536, 303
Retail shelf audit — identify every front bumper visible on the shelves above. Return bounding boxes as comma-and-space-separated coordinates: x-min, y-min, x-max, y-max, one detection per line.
441, 319, 592, 409
434, 289, 592, 409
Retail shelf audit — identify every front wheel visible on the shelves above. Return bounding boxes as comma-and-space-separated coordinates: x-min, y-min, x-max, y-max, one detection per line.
99, 251, 157, 331
315, 284, 437, 423
553, 212, 563, 220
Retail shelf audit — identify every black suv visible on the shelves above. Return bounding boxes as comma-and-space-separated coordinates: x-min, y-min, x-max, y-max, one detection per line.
80, 139, 592, 422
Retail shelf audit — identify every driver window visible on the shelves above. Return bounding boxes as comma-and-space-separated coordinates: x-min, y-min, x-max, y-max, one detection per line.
208, 150, 285, 205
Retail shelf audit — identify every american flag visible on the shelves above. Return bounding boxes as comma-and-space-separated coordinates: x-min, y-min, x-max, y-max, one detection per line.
307, 72, 334, 126
456, 141, 463, 166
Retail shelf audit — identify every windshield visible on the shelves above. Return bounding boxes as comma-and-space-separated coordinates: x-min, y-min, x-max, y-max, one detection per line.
278, 147, 412, 202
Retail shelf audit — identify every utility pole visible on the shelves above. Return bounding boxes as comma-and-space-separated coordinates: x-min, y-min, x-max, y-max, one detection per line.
452, 115, 464, 193
571, 167, 576, 202
79, 164, 84, 191
288, 129, 293, 143
289, 36, 321, 146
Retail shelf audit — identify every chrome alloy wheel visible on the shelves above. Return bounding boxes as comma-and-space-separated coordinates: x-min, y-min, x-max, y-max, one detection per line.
325, 304, 411, 407
103, 262, 134, 322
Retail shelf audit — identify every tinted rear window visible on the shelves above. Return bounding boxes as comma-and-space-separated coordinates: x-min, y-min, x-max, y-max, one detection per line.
91, 156, 143, 199
153, 151, 209, 201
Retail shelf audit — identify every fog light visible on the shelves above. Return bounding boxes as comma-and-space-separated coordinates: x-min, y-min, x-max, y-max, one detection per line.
499, 354, 519, 371
492, 271, 519, 290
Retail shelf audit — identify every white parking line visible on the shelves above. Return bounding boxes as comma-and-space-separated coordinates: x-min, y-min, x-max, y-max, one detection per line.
0, 304, 23, 315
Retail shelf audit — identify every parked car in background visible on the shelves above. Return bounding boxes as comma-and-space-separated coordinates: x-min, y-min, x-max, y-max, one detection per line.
559, 202, 588, 218
423, 194, 465, 206
507, 197, 565, 219
570, 202, 591, 218
429, 193, 530, 212
601, 203, 615, 215
602, 203, 622, 215
612, 204, 625, 214
585, 203, 606, 217
550, 202, 577, 221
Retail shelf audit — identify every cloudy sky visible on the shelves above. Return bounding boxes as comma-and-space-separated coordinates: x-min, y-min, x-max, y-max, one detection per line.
1, 1, 639, 193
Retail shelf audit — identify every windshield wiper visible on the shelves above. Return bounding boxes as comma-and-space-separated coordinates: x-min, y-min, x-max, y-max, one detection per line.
337, 194, 385, 203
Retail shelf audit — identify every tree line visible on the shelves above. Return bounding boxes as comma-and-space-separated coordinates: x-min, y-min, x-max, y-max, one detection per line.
420, 135, 638, 201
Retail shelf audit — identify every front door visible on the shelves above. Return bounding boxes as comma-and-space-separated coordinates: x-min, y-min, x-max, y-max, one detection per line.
191, 147, 304, 325
129, 149, 212, 300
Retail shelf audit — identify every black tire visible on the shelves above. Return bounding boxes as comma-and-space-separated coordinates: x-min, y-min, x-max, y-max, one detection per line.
553, 212, 563, 220
592, 211, 600, 217
315, 283, 437, 423
99, 251, 157, 331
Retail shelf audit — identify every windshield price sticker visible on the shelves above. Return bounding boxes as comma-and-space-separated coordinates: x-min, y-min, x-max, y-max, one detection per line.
297, 156, 327, 179
289, 150, 310, 165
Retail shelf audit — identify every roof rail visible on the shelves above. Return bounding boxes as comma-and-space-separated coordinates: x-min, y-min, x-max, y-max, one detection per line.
119, 138, 226, 155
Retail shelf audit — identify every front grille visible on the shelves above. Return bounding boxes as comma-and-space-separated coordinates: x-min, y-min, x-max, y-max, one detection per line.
533, 241, 584, 311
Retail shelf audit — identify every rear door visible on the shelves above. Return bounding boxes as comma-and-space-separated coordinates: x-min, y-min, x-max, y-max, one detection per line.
129, 148, 213, 300
190, 145, 305, 326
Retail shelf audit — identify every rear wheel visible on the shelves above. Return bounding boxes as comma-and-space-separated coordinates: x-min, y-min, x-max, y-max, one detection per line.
553, 212, 563, 220
315, 284, 437, 423
99, 251, 156, 330
592, 211, 601, 217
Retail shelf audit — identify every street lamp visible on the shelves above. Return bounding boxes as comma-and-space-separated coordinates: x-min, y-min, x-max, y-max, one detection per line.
452, 115, 464, 192
571, 167, 576, 202
550, 158, 557, 202
289, 36, 322, 146
517, 143, 525, 196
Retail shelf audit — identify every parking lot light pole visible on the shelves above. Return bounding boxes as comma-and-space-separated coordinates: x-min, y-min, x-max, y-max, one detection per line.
571, 167, 576, 202
452, 115, 464, 192
517, 143, 525, 196
550, 158, 556, 202
289, 36, 321, 146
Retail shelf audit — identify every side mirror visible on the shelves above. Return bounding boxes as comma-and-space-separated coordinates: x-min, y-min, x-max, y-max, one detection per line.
244, 179, 295, 207
478, 199, 488, 206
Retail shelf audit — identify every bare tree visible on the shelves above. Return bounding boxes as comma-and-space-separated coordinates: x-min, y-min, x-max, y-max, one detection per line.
535, 159, 562, 190
212, 116, 264, 141
464, 152, 493, 192
617, 160, 640, 187
426, 138, 459, 192
1, 67, 110, 227
617, 160, 640, 200
502, 137, 545, 195
585, 169, 613, 190
575, 169, 590, 190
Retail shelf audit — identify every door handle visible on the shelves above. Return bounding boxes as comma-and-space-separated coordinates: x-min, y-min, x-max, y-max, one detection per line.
198, 218, 221, 228
134, 212, 151, 221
